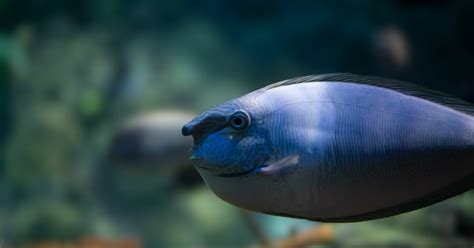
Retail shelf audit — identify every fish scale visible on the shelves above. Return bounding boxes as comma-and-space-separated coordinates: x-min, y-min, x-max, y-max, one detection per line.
320, 94, 473, 217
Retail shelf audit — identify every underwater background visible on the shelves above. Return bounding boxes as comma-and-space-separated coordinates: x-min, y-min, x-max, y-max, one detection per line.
1, 0, 474, 247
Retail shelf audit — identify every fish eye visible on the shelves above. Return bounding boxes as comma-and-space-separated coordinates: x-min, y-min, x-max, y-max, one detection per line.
230, 111, 250, 130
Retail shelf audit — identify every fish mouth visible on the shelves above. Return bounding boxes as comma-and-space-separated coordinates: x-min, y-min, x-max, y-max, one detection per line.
190, 155, 203, 161
191, 158, 262, 178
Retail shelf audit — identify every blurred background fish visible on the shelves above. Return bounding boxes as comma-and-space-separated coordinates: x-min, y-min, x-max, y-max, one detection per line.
110, 111, 194, 167
108, 111, 201, 189
1, 0, 474, 247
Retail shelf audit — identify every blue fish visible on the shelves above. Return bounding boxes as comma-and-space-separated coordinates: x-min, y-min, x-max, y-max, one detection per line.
182, 73, 474, 222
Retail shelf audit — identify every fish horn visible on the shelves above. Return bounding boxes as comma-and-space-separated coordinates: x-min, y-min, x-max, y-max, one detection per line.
181, 122, 194, 136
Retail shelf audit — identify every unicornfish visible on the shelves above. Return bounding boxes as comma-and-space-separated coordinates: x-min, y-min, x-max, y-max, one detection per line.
182, 73, 474, 222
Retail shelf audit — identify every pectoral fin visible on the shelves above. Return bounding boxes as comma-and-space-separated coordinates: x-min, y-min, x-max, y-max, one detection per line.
257, 155, 300, 178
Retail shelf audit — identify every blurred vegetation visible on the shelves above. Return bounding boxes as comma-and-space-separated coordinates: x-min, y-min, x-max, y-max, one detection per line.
1, 0, 474, 247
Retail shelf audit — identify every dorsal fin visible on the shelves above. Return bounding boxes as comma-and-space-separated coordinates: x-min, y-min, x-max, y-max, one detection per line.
264, 73, 474, 116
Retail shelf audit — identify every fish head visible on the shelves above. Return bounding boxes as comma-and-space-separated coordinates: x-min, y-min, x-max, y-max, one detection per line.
182, 99, 272, 177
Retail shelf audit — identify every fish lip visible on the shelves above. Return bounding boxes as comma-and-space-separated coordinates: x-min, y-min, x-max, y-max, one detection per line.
198, 164, 265, 178
189, 155, 211, 170
190, 155, 203, 161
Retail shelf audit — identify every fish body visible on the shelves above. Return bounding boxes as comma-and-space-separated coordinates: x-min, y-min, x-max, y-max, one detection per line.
182, 74, 474, 222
